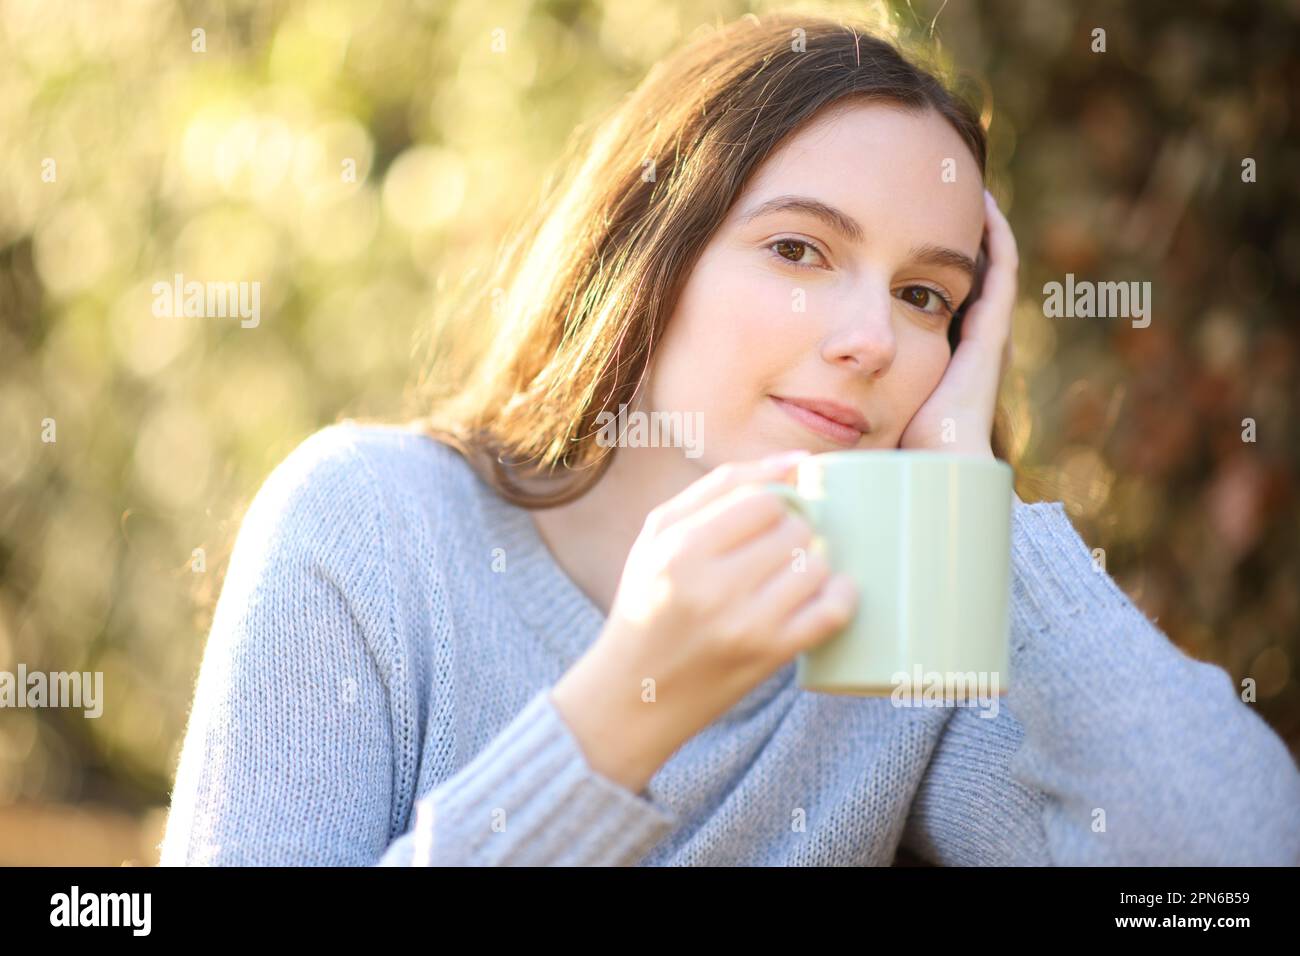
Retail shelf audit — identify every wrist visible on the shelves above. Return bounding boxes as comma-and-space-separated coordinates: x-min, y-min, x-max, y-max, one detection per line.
552, 643, 682, 794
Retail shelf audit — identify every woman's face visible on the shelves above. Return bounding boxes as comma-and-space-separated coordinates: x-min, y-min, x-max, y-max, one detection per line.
647, 101, 986, 466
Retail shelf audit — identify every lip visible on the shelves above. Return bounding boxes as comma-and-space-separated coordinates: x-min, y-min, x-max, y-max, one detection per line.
771, 395, 869, 446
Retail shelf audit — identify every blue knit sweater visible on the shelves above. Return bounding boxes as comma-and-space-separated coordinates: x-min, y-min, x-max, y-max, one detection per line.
158, 422, 1300, 865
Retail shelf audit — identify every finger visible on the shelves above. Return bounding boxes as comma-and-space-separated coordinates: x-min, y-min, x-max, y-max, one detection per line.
779, 573, 858, 654
713, 506, 818, 583
671, 483, 804, 558
954, 194, 1017, 359
648, 450, 808, 531
744, 537, 833, 623
973, 191, 1019, 316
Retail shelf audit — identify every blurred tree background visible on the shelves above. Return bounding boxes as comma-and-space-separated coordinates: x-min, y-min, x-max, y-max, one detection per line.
0, 0, 1296, 864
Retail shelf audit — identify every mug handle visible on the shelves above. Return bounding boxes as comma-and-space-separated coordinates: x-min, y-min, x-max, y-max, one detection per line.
761, 482, 825, 549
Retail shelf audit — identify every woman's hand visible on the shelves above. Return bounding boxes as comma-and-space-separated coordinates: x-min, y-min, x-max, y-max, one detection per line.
551, 451, 858, 795
898, 189, 1018, 458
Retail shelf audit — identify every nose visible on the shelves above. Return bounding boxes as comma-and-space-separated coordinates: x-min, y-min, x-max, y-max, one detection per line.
821, 284, 897, 378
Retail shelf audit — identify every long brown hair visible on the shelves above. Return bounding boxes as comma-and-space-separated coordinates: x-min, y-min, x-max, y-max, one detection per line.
412, 10, 1021, 508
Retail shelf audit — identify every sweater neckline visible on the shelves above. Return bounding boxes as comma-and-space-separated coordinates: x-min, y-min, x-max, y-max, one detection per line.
475, 479, 610, 662
461, 449, 804, 721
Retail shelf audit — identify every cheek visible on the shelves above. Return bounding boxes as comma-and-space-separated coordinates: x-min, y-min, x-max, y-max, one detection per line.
895, 332, 952, 414
650, 252, 790, 409
683, 249, 795, 347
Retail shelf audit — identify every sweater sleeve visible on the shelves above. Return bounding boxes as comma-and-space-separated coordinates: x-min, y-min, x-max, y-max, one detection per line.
900, 493, 1300, 866
158, 425, 677, 867
375, 686, 678, 866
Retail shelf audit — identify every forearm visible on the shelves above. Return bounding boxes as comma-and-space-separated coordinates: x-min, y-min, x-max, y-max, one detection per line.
376, 686, 678, 866
549, 629, 701, 797
1005, 495, 1300, 864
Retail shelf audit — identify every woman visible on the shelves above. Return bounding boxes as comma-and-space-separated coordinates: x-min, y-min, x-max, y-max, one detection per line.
159, 12, 1300, 866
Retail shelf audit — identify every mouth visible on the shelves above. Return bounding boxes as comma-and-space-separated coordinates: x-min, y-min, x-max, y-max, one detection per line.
770, 395, 869, 447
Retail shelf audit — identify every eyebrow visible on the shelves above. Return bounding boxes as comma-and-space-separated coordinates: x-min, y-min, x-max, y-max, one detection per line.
740, 194, 977, 280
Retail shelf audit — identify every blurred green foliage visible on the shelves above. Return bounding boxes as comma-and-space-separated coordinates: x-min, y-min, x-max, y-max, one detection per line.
0, 0, 1296, 863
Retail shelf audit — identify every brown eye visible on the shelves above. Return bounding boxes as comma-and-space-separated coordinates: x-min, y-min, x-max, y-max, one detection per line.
769, 238, 825, 270
775, 239, 807, 262
902, 287, 930, 308
897, 285, 953, 315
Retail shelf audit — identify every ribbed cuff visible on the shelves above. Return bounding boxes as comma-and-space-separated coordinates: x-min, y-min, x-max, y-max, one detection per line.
403, 687, 678, 866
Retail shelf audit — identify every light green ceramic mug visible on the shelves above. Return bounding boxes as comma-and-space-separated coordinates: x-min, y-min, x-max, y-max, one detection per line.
764, 450, 1012, 697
